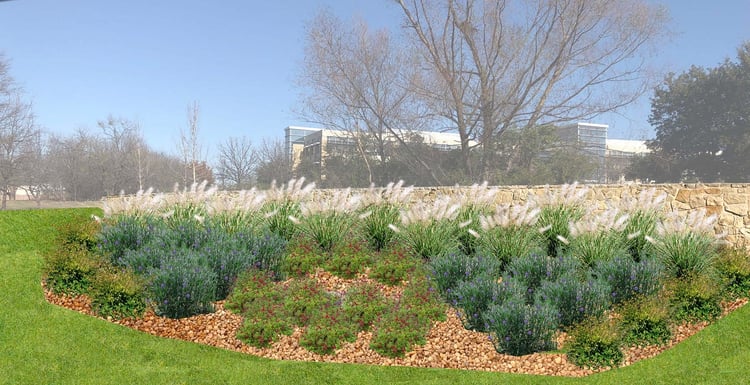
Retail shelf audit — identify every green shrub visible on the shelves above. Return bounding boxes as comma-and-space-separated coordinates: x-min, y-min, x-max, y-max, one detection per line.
428, 252, 502, 302
148, 250, 217, 318
484, 297, 559, 356
535, 274, 611, 328
715, 246, 750, 297
55, 218, 101, 251
90, 269, 147, 319
237, 305, 292, 348
300, 305, 357, 355
225, 269, 284, 315
618, 295, 672, 346
284, 278, 336, 327
370, 307, 429, 358
454, 205, 485, 256
282, 240, 326, 277
325, 240, 371, 279
593, 256, 664, 305
343, 282, 392, 331
369, 246, 419, 286
43, 247, 102, 295
400, 273, 446, 325
475, 225, 545, 271
653, 233, 719, 278
567, 317, 623, 369
668, 275, 722, 322
360, 204, 399, 252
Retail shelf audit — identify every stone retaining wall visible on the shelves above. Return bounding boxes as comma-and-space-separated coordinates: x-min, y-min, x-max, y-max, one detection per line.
401, 183, 750, 248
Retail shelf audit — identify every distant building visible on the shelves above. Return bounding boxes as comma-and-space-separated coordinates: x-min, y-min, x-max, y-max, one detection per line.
557, 122, 608, 183
605, 139, 651, 183
284, 126, 468, 180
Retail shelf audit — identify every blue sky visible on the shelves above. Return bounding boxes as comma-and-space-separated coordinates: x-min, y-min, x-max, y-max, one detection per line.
1, 0, 748, 161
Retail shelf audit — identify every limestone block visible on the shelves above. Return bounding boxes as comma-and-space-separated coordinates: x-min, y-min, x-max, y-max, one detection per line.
689, 194, 707, 208
675, 189, 691, 203
724, 193, 747, 205
704, 187, 721, 194
725, 203, 748, 216
705, 205, 722, 217
706, 196, 723, 206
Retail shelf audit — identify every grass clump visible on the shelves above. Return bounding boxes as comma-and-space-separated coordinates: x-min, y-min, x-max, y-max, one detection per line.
359, 204, 399, 252
715, 246, 750, 298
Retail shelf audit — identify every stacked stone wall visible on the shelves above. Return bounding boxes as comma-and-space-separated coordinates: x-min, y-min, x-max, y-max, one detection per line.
400, 183, 749, 248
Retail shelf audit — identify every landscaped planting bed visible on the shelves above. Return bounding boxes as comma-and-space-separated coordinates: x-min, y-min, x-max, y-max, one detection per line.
42, 180, 750, 377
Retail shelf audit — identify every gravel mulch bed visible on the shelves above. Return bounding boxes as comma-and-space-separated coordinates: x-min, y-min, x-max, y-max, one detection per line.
43, 274, 748, 378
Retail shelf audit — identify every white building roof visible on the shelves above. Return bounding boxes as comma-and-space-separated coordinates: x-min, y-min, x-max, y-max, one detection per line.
606, 139, 650, 154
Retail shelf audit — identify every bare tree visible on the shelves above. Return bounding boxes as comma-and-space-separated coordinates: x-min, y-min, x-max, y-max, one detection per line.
300, 11, 443, 185
0, 54, 39, 209
395, 0, 668, 181
178, 101, 204, 185
255, 138, 291, 188
216, 136, 257, 190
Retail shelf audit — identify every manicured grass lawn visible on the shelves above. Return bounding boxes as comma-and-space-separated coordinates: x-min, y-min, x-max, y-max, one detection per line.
1, 208, 748, 385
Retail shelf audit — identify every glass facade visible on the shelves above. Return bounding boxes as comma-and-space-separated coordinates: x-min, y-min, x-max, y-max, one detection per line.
558, 123, 608, 183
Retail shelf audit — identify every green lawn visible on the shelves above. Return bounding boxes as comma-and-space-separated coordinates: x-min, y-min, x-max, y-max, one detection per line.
1, 208, 748, 385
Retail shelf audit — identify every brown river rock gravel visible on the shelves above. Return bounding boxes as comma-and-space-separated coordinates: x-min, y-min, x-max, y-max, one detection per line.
43, 273, 748, 378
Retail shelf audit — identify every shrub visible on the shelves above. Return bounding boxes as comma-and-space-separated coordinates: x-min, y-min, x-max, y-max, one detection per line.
484, 297, 559, 356
300, 305, 357, 355
538, 205, 584, 257
475, 225, 545, 271
360, 204, 399, 251
535, 274, 611, 328
162, 216, 209, 250
506, 254, 582, 303
43, 247, 102, 295
148, 250, 217, 318
284, 278, 336, 326
55, 218, 101, 252
203, 232, 258, 300
715, 246, 750, 297
282, 239, 326, 277
668, 275, 722, 322
370, 307, 429, 358
325, 240, 371, 279
567, 232, 630, 268
454, 205, 485, 256
98, 215, 158, 263
90, 269, 147, 319
237, 304, 292, 348
593, 256, 664, 305
428, 252, 502, 302
225, 268, 284, 315
653, 233, 719, 278
369, 246, 419, 286
452, 275, 502, 332
618, 295, 672, 346
343, 282, 393, 331
245, 230, 288, 280
567, 317, 623, 369
400, 273, 446, 325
